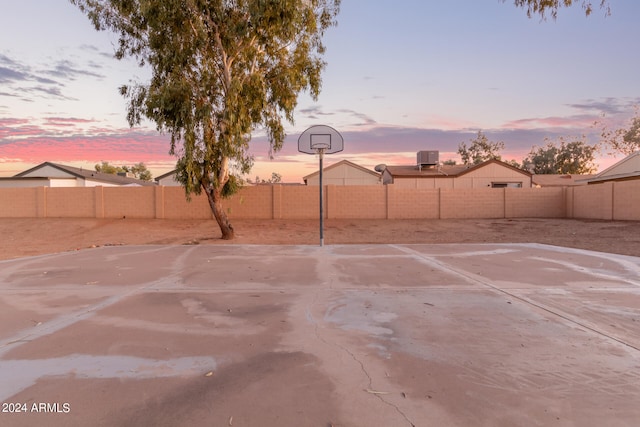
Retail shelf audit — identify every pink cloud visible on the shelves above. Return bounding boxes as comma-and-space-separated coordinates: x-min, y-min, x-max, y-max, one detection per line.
43, 117, 98, 127
0, 120, 44, 139
1, 114, 620, 182
1, 131, 174, 166
502, 114, 597, 130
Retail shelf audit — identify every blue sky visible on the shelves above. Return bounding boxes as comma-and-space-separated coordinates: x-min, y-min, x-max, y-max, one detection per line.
1, 0, 639, 182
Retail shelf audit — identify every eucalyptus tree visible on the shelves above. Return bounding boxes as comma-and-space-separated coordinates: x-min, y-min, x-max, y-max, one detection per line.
509, 0, 610, 19
71, 0, 340, 239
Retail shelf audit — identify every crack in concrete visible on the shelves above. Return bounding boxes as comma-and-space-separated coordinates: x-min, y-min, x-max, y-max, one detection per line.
306, 290, 415, 427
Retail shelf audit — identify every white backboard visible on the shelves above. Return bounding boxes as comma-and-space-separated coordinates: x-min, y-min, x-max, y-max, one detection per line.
298, 125, 344, 154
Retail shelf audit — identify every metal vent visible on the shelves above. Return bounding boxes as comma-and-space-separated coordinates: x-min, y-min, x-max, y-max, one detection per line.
417, 150, 439, 166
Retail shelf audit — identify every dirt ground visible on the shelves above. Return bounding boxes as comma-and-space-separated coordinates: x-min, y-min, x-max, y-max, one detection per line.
1, 217, 639, 260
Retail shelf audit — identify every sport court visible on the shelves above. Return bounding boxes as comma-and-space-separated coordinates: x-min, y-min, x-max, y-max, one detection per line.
1, 243, 639, 426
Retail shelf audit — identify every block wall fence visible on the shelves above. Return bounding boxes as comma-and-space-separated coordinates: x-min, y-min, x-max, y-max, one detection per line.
0, 181, 639, 221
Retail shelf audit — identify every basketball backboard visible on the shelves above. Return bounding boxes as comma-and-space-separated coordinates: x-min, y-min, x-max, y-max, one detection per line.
298, 125, 344, 154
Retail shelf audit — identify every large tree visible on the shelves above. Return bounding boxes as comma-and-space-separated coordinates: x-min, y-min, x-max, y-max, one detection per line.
72, 0, 340, 239
458, 130, 505, 165
508, 0, 610, 19
523, 136, 599, 174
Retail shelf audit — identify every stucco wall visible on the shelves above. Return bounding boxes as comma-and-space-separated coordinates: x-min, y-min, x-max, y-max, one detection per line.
305, 163, 381, 186
0, 181, 638, 220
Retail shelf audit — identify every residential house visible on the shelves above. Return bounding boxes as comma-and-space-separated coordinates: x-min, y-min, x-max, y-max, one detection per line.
303, 159, 381, 185
381, 155, 532, 188
155, 170, 182, 186
578, 151, 640, 184
0, 162, 155, 187
532, 174, 595, 187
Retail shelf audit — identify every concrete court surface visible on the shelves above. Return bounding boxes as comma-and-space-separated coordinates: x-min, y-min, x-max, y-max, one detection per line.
0, 243, 639, 427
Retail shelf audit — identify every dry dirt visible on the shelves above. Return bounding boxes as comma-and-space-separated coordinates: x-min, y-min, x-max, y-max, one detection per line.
1, 217, 639, 260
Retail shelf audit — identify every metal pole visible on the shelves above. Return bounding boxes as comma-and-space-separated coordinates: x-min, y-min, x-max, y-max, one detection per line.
319, 148, 324, 247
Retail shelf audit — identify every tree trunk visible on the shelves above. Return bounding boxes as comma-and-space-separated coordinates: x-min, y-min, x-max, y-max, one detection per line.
205, 187, 234, 240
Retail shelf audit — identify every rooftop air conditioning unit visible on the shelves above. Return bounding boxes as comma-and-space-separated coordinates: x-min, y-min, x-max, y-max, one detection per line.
417, 150, 439, 167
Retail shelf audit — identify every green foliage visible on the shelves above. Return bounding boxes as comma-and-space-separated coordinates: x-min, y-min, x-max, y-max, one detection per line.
523, 136, 599, 174
251, 172, 282, 184
522, 143, 558, 174
95, 161, 119, 175
458, 131, 505, 165
222, 174, 242, 198
508, 0, 610, 19
128, 162, 153, 181
504, 159, 523, 169
72, 0, 340, 237
95, 161, 153, 181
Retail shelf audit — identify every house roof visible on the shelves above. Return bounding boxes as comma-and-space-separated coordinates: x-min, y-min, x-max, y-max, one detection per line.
578, 151, 640, 184
532, 174, 595, 187
14, 162, 156, 186
302, 159, 381, 181
384, 159, 531, 178
155, 169, 178, 181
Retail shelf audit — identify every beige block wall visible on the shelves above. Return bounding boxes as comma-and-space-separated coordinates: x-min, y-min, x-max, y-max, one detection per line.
1, 181, 639, 221
0, 188, 39, 217
225, 186, 273, 219
505, 188, 565, 218
387, 187, 440, 219
103, 187, 157, 219
162, 187, 213, 219
327, 185, 386, 219
277, 186, 319, 219
46, 187, 96, 217
612, 181, 640, 220
572, 183, 614, 220
440, 188, 505, 219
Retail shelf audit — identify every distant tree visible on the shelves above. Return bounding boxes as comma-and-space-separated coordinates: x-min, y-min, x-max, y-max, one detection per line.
251, 172, 282, 184
523, 136, 599, 174
504, 159, 523, 169
442, 159, 457, 166
72, 0, 340, 240
458, 131, 505, 165
599, 108, 640, 156
507, 0, 610, 19
522, 143, 559, 174
94, 161, 153, 181
95, 161, 120, 175
127, 162, 153, 181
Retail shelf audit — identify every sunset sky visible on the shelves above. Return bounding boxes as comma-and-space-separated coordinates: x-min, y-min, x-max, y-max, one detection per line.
1, 1, 639, 183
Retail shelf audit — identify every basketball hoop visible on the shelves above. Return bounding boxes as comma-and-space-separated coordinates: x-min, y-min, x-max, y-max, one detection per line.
298, 125, 344, 246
